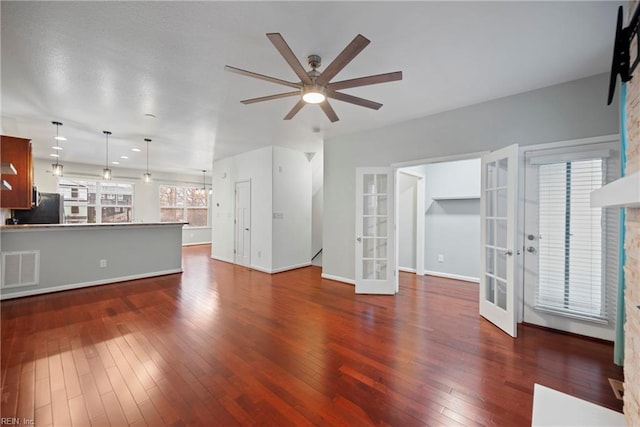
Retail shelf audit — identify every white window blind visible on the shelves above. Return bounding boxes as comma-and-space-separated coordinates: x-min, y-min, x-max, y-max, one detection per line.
536, 159, 607, 320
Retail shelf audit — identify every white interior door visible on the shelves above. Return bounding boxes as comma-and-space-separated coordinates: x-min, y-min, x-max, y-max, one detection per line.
480, 144, 519, 337
234, 180, 251, 267
355, 167, 396, 294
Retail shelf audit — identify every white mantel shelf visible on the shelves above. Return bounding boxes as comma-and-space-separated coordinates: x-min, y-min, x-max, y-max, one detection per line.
591, 171, 640, 208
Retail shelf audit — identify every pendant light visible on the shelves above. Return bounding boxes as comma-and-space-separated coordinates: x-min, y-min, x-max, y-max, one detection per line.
51, 121, 64, 176
201, 170, 212, 195
102, 130, 112, 180
143, 138, 152, 183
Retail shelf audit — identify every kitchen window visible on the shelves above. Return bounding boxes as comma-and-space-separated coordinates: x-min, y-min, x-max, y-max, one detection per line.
159, 185, 209, 227
58, 179, 134, 224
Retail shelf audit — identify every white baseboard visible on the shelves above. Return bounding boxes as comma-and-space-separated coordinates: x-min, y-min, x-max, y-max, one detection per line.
424, 270, 480, 283
182, 241, 211, 247
0, 269, 183, 300
248, 265, 271, 274
399, 267, 417, 273
272, 262, 312, 274
211, 255, 235, 264
321, 273, 355, 285
248, 262, 312, 274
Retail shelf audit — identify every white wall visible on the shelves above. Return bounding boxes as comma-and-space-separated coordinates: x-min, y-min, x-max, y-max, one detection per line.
323, 73, 619, 282
211, 145, 312, 273
398, 173, 418, 270
31, 158, 212, 245
211, 146, 273, 271
310, 151, 324, 259
272, 146, 312, 272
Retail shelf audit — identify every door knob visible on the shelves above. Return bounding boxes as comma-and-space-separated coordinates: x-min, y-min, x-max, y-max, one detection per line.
526, 246, 536, 253
356, 236, 362, 243
503, 250, 513, 256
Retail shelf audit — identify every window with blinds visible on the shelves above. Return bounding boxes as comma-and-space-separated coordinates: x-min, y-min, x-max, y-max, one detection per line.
536, 159, 607, 320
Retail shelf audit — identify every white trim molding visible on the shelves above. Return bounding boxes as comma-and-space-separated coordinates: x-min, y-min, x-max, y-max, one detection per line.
321, 273, 356, 285
424, 270, 480, 283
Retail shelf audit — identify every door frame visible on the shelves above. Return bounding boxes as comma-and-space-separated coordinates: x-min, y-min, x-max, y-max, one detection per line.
520, 135, 620, 340
234, 179, 251, 267
392, 151, 488, 283
396, 169, 425, 276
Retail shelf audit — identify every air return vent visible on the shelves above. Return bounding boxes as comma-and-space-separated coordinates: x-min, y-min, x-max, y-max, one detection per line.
2, 251, 39, 288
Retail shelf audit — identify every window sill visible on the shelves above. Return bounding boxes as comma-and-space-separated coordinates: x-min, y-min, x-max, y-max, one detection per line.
534, 305, 608, 325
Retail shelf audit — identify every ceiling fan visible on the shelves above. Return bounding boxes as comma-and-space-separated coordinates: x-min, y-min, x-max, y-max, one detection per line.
224, 33, 403, 123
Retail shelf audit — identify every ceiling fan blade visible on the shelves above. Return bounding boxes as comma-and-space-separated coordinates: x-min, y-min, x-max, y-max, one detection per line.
284, 99, 306, 120
224, 65, 301, 89
328, 71, 403, 91
328, 91, 382, 110
316, 34, 370, 86
266, 33, 313, 85
319, 100, 339, 123
240, 91, 300, 105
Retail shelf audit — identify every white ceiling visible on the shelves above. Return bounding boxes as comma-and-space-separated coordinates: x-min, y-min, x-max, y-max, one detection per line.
0, 1, 622, 175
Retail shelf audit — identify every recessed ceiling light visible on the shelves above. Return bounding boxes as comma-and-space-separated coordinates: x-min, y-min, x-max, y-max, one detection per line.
49, 153, 60, 158
131, 148, 141, 152
52, 146, 63, 150
54, 136, 67, 141
120, 155, 129, 159
111, 161, 120, 165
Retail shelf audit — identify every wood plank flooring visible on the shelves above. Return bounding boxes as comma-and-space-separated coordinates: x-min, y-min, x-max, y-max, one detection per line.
1, 244, 623, 426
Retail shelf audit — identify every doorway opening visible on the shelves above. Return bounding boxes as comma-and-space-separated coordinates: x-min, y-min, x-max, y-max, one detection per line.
397, 157, 482, 284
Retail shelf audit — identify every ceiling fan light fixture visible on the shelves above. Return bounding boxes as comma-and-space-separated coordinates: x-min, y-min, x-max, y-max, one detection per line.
302, 86, 326, 104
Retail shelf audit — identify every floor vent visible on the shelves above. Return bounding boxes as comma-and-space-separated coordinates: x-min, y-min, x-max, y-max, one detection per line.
609, 378, 624, 401
1, 251, 39, 288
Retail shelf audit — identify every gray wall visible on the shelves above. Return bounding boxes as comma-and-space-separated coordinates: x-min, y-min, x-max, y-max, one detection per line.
1, 224, 183, 299
323, 73, 619, 282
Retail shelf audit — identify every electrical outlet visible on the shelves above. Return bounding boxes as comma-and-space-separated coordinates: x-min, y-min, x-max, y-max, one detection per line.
437, 254, 444, 263
99, 259, 107, 268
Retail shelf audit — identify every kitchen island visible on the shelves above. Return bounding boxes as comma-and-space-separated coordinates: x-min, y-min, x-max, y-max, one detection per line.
0, 222, 184, 299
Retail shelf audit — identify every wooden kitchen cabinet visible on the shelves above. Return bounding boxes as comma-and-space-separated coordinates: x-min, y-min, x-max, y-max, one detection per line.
1, 135, 33, 209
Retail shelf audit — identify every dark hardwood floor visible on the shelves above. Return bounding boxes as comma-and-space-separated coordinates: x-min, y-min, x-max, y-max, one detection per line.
1, 244, 623, 426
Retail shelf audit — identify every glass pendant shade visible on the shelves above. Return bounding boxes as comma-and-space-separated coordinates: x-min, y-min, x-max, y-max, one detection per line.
103, 168, 112, 180
51, 163, 64, 177
143, 172, 152, 183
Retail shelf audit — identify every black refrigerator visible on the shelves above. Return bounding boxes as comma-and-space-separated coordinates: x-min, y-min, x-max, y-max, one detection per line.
12, 192, 65, 224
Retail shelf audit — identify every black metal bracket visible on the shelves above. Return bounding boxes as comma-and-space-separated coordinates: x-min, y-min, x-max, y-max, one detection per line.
608, 4, 640, 105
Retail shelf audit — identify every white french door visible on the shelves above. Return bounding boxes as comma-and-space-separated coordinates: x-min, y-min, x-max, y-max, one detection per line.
480, 144, 519, 337
355, 167, 396, 294
234, 180, 251, 267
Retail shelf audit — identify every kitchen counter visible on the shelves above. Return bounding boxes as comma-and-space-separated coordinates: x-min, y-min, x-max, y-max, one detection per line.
0, 222, 185, 299
1, 221, 185, 230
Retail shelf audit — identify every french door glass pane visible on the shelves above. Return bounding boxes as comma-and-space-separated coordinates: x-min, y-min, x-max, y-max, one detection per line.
360, 173, 388, 282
